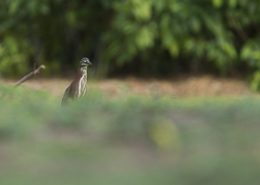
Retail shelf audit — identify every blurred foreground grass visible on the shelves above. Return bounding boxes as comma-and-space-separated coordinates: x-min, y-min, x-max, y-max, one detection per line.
0, 84, 259, 185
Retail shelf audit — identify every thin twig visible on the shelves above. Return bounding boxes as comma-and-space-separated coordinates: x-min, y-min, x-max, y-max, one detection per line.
15, 65, 46, 87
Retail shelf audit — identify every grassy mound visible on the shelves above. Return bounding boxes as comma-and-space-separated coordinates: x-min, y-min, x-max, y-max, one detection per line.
0, 84, 259, 185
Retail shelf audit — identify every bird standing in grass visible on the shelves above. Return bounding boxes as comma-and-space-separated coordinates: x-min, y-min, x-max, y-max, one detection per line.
61, 57, 92, 105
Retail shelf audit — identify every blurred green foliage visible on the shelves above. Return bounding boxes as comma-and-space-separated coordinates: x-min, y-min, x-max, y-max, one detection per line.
1, 1, 260, 81
0, 85, 259, 184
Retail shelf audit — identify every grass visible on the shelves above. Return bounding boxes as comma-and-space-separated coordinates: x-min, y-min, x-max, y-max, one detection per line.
0, 84, 259, 185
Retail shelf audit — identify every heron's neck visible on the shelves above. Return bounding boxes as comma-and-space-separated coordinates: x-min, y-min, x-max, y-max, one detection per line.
80, 67, 88, 76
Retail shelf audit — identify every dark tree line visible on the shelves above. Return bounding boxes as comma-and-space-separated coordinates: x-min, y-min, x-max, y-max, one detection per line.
0, 0, 260, 88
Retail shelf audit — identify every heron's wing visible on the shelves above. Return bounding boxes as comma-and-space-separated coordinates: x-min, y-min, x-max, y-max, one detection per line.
61, 80, 80, 105
61, 86, 71, 105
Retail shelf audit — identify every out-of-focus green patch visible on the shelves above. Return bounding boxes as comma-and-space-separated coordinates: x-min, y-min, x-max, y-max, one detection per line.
0, 86, 259, 185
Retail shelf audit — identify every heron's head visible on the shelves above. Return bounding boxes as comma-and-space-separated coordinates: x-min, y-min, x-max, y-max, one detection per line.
80, 57, 91, 68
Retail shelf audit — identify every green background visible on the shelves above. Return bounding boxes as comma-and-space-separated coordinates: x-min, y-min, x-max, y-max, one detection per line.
0, 0, 260, 81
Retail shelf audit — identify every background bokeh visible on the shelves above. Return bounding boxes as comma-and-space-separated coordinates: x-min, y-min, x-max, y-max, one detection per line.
0, 0, 260, 85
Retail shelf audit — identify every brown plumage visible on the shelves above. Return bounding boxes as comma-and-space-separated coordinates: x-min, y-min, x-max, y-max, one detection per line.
61, 57, 91, 105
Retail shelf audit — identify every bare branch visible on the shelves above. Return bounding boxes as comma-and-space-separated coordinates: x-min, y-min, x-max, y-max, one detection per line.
15, 65, 46, 87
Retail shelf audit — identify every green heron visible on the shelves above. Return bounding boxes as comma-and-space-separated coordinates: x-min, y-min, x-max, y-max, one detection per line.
61, 57, 92, 105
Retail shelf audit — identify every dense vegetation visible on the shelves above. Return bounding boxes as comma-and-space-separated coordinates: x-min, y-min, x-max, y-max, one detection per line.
0, 0, 260, 85
0, 85, 259, 184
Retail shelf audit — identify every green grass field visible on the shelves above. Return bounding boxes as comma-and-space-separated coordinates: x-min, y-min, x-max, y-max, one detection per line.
0, 84, 259, 185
